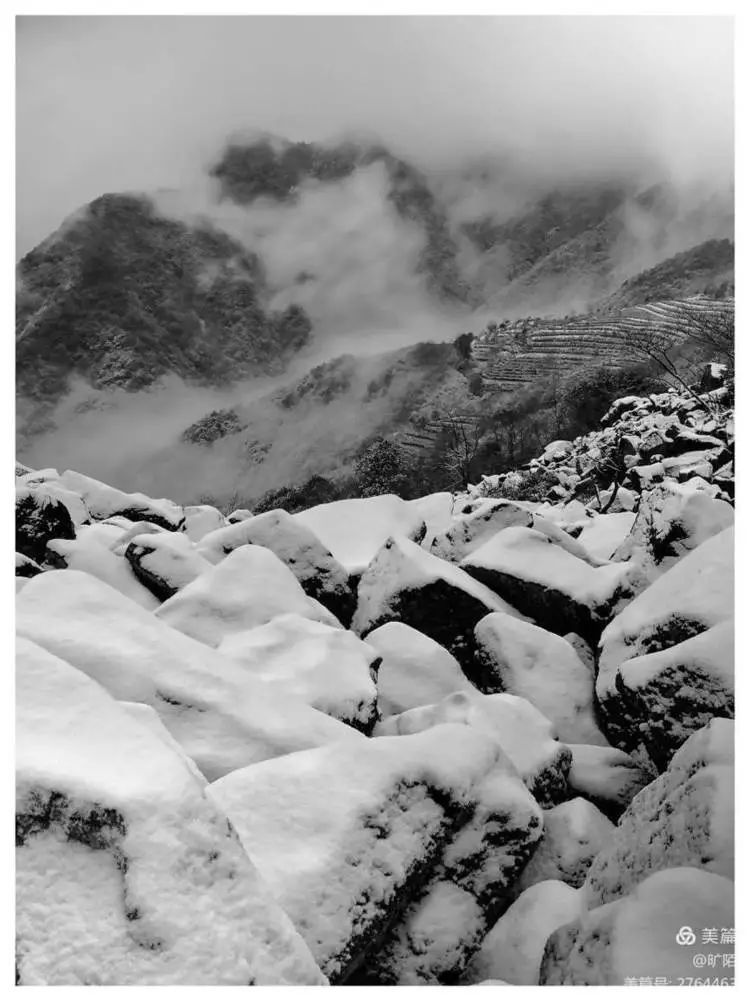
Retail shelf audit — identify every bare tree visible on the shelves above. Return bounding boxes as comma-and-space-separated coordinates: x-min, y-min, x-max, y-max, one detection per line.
440, 413, 482, 488
622, 301, 734, 413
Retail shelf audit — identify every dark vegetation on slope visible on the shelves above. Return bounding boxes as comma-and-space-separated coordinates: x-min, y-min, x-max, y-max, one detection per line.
594, 238, 734, 313
240, 356, 668, 514
211, 137, 472, 303
16, 194, 312, 402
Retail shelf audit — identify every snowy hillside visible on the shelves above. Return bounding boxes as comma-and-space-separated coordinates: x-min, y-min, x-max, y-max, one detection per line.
15, 370, 734, 985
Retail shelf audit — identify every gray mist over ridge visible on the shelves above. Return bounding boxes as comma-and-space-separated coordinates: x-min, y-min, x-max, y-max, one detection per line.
16, 15, 734, 505
17, 15, 733, 254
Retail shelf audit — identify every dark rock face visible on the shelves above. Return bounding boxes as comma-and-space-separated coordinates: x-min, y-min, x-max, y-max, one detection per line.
124, 543, 178, 602
16, 489, 76, 564
16, 194, 312, 408
16, 553, 44, 578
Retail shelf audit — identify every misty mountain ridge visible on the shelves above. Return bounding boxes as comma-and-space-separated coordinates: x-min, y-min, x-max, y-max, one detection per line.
16, 134, 734, 502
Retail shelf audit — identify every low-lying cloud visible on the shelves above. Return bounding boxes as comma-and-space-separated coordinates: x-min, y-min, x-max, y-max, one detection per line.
17, 15, 733, 254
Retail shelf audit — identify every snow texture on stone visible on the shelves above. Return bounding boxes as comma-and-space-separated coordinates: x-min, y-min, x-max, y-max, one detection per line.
567, 744, 654, 820
17, 570, 362, 781
581, 717, 734, 909
375, 689, 571, 807
183, 504, 226, 542
208, 724, 539, 983
59, 469, 184, 530
47, 529, 161, 611
198, 509, 354, 622
465, 880, 582, 986
217, 613, 379, 731
16, 484, 77, 564
597, 527, 734, 760
613, 481, 733, 572
474, 612, 608, 745
353, 535, 522, 678
294, 494, 426, 574
540, 867, 734, 986
156, 544, 340, 647
516, 798, 615, 894
462, 527, 632, 641
16, 637, 326, 986
577, 512, 636, 563
365, 622, 476, 717
124, 531, 213, 601
428, 499, 533, 563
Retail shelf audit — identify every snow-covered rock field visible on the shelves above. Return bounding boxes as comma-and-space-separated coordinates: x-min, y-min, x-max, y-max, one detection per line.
15, 379, 734, 985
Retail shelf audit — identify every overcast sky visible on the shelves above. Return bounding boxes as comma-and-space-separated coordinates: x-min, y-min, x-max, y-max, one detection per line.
16, 15, 733, 254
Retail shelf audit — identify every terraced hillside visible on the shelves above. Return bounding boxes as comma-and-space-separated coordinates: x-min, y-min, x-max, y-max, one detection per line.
471, 296, 734, 391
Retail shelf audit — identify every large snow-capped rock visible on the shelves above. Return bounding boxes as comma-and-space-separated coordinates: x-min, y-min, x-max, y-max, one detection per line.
612, 481, 733, 573
46, 526, 161, 611
597, 527, 734, 764
581, 718, 733, 909
464, 880, 582, 986
123, 531, 213, 602
375, 690, 571, 808
182, 503, 226, 542
355, 738, 544, 985
352, 535, 522, 678
428, 499, 533, 563
217, 613, 379, 732
16, 484, 77, 564
515, 798, 615, 894
17, 570, 362, 780
461, 527, 632, 641
577, 512, 636, 563
293, 494, 427, 576
59, 469, 184, 530
208, 724, 541, 984
473, 612, 608, 745
540, 867, 734, 986
16, 638, 326, 986
156, 544, 340, 647
365, 622, 476, 717
566, 744, 655, 821
198, 509, 355, 623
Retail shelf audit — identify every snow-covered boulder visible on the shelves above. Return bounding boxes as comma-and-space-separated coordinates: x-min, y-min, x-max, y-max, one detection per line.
16, 552, 43, 578
581, 718, 733, 909
17, 570, 362, 781
462, 527, 632, 642
16, 485, 76, 564
464, 880, 581, 986
293, 494, 426, 576
375, 690, 571, 807
198, 509, 355, 624
227, 507, 253, 523
474, 613, 608, 745
59, 469, 184, 530
597, 527, 734, 764
217, 613, 379, 732
353, 536, 523, 678
612, 481, 734, 573
365, 622, 476, 717
156, 544, 340, 647
567, 744, 654, 821
516, 798, 615, 894
46, 529, 161, 611
577, 512, 636, 563
15, 638, 326, 986
124, 532, 213, 601
355, 738, 544, 985
208, 724, 541, 984
183, 503, 226, 542
428, 499, 533, 563
540, 867, 734, 986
